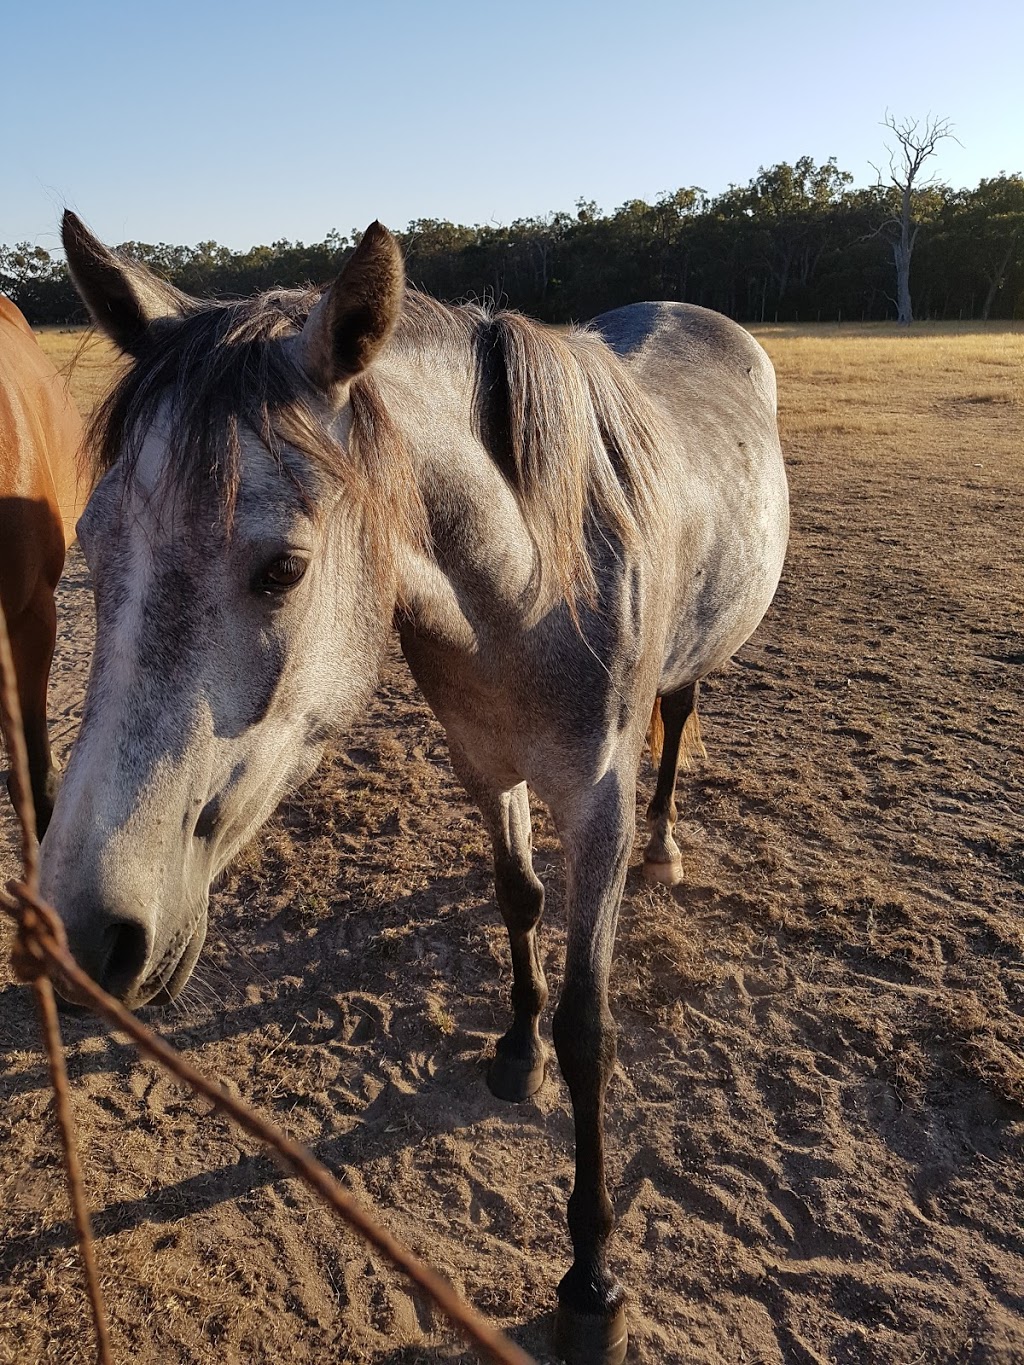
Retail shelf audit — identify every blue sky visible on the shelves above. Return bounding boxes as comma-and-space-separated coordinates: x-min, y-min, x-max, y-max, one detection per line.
4, 0, 1022, 252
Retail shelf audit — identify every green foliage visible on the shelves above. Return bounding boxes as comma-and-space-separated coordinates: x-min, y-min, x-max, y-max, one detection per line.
5, 159, 1023, 325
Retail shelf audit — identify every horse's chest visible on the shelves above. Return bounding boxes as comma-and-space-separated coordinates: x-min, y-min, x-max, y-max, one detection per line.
399, 630, 534, 782
399, 620, 643, 801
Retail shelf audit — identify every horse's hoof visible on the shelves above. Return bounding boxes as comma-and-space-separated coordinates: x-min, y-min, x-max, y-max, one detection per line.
554, 1302, 628, 1365
642, 855, 683, 888
487, 1052, 546, 1102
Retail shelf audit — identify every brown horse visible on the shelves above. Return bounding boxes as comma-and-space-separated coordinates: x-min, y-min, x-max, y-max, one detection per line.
0, 297, 86, 832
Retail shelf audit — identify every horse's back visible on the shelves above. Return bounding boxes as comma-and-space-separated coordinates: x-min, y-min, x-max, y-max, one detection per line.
592, 300, 777, 429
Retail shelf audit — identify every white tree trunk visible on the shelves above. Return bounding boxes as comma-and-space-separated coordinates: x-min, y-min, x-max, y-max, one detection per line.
895, 186, 914, 324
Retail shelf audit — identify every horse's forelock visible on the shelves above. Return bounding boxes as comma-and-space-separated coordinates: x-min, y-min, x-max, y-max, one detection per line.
84, 289, 417, 568
87, 289, 324, 498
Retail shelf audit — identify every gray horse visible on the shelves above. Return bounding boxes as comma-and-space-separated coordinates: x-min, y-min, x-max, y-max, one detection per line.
43, 211, 788, 1364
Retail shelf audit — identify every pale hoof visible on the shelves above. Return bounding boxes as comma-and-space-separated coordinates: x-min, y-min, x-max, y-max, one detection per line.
642, 855, 683, 887
555, 1301, 628, 1365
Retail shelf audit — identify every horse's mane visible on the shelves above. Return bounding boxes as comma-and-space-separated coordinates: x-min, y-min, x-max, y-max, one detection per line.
394, 292, 665, 606
88, 285, 664, 605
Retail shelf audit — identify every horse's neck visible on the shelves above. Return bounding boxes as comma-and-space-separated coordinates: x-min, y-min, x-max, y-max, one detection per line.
402, 443, 543, 653
376, 353, 542, 651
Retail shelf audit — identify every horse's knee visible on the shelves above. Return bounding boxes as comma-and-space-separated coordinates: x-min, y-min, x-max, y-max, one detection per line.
495, 857, 544, 932
552, 994, 617, 1092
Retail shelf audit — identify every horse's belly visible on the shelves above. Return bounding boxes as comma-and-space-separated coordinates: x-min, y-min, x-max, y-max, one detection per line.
658, 458, 789, 690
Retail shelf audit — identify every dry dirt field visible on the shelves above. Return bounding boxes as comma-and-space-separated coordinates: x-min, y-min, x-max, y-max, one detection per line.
1, 321, 1022, 1364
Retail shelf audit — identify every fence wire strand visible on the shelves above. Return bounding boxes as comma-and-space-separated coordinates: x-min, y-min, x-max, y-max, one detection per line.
0, 599, 535, 1365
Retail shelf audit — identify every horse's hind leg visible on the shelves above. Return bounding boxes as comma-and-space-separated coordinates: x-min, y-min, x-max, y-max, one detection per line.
448, 744, 548, 1101
643, 681, 702, 888
5, 590, 59, 836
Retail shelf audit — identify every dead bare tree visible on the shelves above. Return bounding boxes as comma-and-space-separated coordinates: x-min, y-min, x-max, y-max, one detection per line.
871, 113, 957, 324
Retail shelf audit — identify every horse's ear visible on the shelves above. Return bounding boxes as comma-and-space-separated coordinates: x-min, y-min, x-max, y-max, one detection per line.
61, 210, 191, 355
297, 221, 404, 395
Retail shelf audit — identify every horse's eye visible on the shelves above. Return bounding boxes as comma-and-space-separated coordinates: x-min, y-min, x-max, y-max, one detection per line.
256, 554, 308, 593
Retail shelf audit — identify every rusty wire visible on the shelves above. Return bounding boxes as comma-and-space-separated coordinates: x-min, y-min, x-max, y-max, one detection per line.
0, 599, 535, 1365
0, 603, 113, 1365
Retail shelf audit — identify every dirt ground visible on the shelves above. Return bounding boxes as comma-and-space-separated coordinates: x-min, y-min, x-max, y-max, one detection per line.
1, 323, 1022, 1364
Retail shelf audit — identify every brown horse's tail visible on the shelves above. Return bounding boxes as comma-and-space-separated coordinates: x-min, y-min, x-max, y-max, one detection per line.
647, 697, 707, 769
648, 698, 665, 765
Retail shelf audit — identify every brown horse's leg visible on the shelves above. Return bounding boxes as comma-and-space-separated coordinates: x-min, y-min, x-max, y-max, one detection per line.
642, 681, 701, 887
551, 767, 633, 1365
447, 744, 548, 1101
6, 591, 59, 836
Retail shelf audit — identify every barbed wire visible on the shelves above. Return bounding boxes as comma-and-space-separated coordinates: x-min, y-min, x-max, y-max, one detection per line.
0, 598, 536, 1365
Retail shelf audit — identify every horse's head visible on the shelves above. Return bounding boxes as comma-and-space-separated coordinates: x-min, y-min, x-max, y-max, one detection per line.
41, 213, 415, 1006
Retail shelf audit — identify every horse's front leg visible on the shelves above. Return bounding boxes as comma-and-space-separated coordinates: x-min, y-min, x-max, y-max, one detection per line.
551, 766, 635, 1365
447, 741, 549, 1100
5, 589, 60, 836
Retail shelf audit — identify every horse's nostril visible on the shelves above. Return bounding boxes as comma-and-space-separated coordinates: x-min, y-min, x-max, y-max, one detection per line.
100, 919, 150, 995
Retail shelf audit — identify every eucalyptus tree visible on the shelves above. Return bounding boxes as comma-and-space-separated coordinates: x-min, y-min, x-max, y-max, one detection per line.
962, 175, 1024, 319
872, 112, 957, 324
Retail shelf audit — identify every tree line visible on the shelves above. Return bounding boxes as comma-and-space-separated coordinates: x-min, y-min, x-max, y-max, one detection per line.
4, 158, 1022, 327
